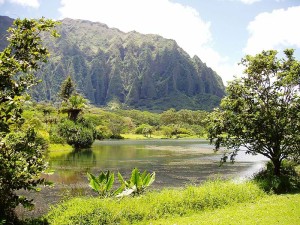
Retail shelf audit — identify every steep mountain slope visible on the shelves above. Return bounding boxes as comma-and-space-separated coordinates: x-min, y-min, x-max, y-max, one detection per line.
0, 16, 225, 111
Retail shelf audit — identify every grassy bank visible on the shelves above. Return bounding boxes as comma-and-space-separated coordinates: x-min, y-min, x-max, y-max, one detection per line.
45, 180, 264, 224
150, 194, 300, 225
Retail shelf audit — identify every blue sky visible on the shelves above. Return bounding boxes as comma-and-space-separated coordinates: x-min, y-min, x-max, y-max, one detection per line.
1, 0, 299, 83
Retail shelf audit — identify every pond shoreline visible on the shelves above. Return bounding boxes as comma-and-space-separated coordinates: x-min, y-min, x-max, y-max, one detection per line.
18, 139, 268, 219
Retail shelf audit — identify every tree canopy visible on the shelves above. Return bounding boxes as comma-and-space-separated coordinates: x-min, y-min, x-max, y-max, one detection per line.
208, 49, 300, 176
0, 18, 58, 222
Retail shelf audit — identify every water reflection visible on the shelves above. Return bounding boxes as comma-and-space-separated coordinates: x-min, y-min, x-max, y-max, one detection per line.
47, 139, 268, 188
20, 139, 269, 218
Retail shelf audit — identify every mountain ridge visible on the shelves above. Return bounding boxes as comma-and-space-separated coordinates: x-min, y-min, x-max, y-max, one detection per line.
0, 16, 225, 111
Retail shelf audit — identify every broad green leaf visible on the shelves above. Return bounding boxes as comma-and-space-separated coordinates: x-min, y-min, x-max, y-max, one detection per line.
143, 173, 151, 186
118, 171, 127, 186
106, 170, 110, 182
87, 172, 101, 192
106, 173, 114, 191
130, 168, 143, 188
99, 172, 105, 182
147, 172, 156, 186
114, 183, 125, 196
141, 170, 147, 180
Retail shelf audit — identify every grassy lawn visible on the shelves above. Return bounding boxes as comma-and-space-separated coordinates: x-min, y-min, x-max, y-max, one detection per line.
121, 133, 201, 140
45, 180, 265, 224
48, 144, 73, 157
149, 194, 300, 225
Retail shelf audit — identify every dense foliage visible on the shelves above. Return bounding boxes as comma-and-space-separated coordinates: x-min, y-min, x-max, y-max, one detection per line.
0, 16, 225, 111
57, 118, 96, 149
208, 49, 300, 176
253, 160, 300, 194
0, 17, 58, 222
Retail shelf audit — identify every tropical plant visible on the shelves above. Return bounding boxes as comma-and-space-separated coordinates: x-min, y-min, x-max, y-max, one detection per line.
117, 168, 155, 197
59, 76, 87, 121
61, 93, 88, 121
208, 49, 300, 176
87, 171, 116, 197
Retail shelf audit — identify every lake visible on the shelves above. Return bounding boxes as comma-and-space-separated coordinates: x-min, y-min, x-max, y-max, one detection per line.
47, 139, 267, 187
18, 139, 268, 218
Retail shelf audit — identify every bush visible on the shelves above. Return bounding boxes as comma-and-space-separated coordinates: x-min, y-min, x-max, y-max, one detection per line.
0, 129, 49, 222
94, 125, 112, 140
57, 119, 96, 149
49, 126, 66, 144
253, 161, 300, 194
135, 124, 150, 134
45, 180, 264, 224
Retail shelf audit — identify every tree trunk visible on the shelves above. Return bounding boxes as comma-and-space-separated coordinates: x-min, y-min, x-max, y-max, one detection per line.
272, 158, 281, 176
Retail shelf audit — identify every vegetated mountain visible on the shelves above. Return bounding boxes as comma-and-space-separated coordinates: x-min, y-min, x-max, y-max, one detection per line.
0, 16, 12, 50
0, 16, 225, 111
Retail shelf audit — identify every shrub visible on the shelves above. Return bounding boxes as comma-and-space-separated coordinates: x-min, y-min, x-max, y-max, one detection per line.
0, 129, 49, 222
253, 161, 300, 194
57, 119, 95, 149
94, 125, 112, 140
49, 126, 66, 144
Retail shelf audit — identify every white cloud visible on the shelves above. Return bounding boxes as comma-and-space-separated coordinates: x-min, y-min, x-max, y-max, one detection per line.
239, 0, 261, 4
59, 0, 236, 84
9, 0, 40, 8
0, 0, 4, 5
244, 6, 300, 55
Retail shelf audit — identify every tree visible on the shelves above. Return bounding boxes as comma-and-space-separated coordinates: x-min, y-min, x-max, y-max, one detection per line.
59, 75, 75, 101
0, 18, 58, 221
208, 49, 300, 177
59, 76, 87, 121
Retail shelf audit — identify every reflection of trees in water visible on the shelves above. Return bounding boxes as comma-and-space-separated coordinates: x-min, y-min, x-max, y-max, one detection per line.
46, 140, 267, 189
49, 149, 96, 168
66, 149, 97, 167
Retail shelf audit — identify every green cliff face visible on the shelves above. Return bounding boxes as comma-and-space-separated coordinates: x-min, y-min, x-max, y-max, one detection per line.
0, 17, 225, 111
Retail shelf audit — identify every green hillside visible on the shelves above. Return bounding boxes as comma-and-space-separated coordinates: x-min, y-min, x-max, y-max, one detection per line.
0, 16, 225, 111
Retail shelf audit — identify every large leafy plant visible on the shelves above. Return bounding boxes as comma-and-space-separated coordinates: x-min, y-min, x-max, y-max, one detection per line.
117, 168, 156, 197
87, 171, 116, 197
86, 168, 155, 198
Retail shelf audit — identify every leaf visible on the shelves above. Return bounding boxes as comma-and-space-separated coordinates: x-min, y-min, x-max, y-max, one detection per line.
114, 184, 125, 196
147, 172, 156, 187
106, 173, 114, 191
106, 170, 110, 182
141, 170, 147, 180
130, 168, 142, 188
98, 172, 105, 182
87, 172, 100, 193
142, 173, 151, 186
118, 171, 127, 186
130, 168, 139, 185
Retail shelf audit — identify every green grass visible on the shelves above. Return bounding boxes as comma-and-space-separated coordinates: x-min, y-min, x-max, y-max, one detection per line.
121, 133, 203, 140
48, 143, 73, 151
150, 194, 300, 225
45, 180, 265, 224
121, 133, 164, 140
48, 144, 73, 157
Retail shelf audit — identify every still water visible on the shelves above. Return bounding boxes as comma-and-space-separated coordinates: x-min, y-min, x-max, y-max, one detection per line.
47, 139, 268, 187
19, 139, 268, 218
